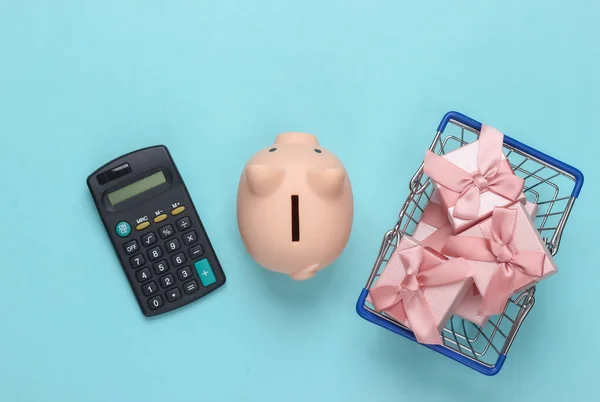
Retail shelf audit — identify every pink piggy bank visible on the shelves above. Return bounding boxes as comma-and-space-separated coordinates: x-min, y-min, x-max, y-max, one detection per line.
236, 132, 354, 280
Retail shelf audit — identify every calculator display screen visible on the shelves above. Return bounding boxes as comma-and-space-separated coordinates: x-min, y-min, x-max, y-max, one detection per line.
107, 171, 167, 205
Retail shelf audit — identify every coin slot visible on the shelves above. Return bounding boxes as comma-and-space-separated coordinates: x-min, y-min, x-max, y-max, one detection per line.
291, 195, 300, 242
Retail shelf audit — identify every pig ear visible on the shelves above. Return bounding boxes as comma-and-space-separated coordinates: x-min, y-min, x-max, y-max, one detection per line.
307, 168, 345, 198
245, 164, 285, 196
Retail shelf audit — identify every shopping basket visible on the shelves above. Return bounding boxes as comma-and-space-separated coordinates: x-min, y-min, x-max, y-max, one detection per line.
355, 111, 584, 376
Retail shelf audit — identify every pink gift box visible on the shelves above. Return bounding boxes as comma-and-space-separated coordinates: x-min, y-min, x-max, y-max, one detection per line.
412, 191, 454, 254
423, 125, 526, 233
443, 202, 557, 316
367, 235, 474, 344
455, 200, 538, 325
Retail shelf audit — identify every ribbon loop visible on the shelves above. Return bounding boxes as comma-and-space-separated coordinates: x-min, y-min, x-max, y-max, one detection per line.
442, 207, 546, 316
423, 125, 524, 220
370, 245, 473, 345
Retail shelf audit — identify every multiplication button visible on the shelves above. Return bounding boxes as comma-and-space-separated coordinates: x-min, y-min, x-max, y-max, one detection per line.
182, 230, 197, 245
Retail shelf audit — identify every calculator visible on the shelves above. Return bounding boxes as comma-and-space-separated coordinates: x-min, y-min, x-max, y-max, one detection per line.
87, 145, 226, 317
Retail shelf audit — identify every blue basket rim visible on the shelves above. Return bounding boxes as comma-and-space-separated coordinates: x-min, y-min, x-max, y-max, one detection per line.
436, 111, 584, 198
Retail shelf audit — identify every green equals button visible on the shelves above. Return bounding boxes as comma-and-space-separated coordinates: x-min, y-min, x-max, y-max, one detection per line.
194, 259, 216, 286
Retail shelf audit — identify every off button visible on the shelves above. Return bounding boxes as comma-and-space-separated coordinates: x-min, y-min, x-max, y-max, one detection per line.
115, 221, 131, 237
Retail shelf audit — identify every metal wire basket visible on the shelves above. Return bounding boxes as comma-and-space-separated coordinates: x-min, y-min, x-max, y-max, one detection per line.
356, 111, 584, 376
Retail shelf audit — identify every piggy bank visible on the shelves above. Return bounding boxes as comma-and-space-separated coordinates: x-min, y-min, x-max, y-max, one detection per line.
236, 132, 353, 280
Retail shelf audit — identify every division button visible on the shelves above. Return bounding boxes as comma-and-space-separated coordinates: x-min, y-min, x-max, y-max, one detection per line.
153, 214, 168, 223
171, 206, 186, 215
136, 221, 150, 231
176, 217, 191, 231
166, 288, 181, 302
115, 221, 131, 237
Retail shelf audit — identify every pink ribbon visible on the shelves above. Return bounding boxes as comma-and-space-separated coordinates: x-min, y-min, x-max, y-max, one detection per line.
370, 245, 473, 345
442, 207, 545, 316
423, 125, 525, 220
419, 201, 454, 252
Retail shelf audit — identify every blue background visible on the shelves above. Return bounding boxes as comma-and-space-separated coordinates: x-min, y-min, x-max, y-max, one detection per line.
1, 1, 598, 401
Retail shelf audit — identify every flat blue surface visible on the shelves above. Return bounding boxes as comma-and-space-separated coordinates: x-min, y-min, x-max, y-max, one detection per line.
1, 1, 599, 401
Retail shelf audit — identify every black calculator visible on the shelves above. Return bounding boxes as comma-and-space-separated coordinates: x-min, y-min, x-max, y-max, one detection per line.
87, 145, 226, 317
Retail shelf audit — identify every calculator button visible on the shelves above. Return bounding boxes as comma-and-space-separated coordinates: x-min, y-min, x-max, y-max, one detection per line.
160, 274, 175, 289
194, 259, 217, 287
136, 221, 150, 231
153, 214, 168, 223
148, 295, 163, 310
123, 240, 139, 255
130, 254, 145, 269
153, 260, 169, 274
142, 281, 158, 296
142, 232, 157, 247
166, 288, 181, 302
172, 206, 186, 215
159, 224, 175, 239
171, 252, 186, 267
182, 230, 198, 245
115, 221, 131, 237
147, 246, 163, 261
176, 217, 191, 231
136, 268, 152, 283
177, 266, 193, 281
183, 280, 198, 294
165, 239, 180, 253
189, 245, 204, 259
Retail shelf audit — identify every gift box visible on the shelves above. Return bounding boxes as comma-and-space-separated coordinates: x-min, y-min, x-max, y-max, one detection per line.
412, 191, 454, 254
423, 125, 526, 233
442, 202, 557, 317
454, 200, 538, 325
367, 235, 474, 345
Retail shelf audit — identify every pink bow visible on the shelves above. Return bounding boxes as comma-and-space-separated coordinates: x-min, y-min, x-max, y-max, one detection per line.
423, 125, 525, 220
369, 245, 473, 345
442, 208, 546, 316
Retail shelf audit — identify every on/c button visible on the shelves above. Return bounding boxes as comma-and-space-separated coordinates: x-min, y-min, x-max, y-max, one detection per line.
153, 214, 168, 223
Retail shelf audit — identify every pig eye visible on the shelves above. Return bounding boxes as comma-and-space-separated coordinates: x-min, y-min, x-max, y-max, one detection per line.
314, 149, 322, 153
269, 148, 277, 152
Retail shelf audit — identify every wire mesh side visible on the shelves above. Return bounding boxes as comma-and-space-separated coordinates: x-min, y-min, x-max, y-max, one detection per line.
363, 119, 578, 368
